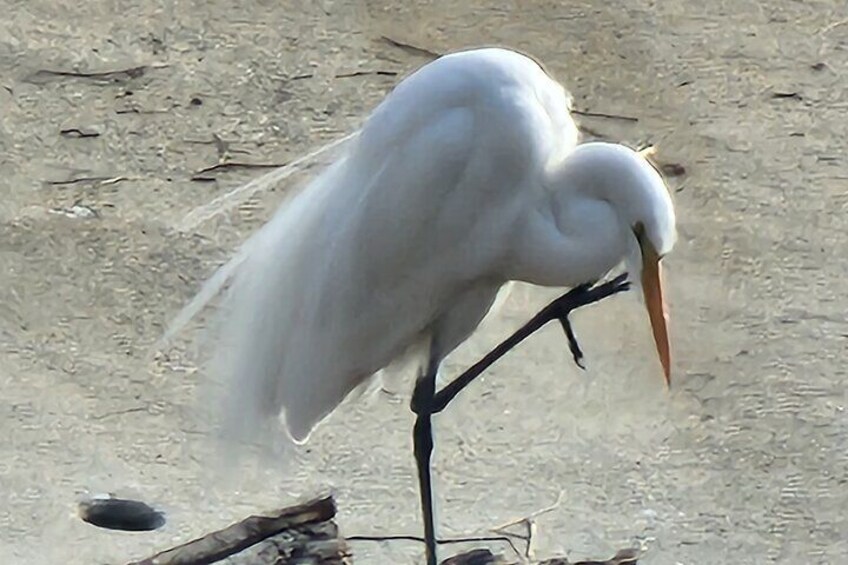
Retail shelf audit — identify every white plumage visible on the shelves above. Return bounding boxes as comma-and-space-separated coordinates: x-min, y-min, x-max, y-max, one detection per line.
166, 47, 677, 565
174, 46, 675, 454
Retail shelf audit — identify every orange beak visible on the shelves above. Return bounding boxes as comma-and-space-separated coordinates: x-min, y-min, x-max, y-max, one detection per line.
640, 239, 671, 386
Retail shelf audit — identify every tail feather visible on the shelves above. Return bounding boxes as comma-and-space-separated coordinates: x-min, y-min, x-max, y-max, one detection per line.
204, 155, 361, 446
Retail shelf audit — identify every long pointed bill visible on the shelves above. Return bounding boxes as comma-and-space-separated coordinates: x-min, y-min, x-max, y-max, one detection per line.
640, 241, 671, 386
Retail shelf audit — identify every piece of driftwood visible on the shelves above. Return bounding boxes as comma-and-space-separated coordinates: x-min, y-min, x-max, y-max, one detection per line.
127, 494, 350, 565
441, 547, 639, 565
124, 493, 639, 565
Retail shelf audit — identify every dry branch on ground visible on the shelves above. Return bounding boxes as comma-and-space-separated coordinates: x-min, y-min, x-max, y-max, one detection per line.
123, 495, 639, 565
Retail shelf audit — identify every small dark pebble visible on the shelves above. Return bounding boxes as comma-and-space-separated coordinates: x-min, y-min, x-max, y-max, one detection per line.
660, 162, 687, 177
771, 91, 802, 100
190, 96, 203, 106
79, 496, 165, 532
811, 62, 826, 71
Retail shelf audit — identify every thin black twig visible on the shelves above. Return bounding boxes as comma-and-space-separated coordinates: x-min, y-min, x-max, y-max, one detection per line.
60, 127, 101, 139
380, 36, 442, 59
191, 161, 287, 180
115, 106, 172, 115
24, 65, 156, 85
45, 176, 126, 186
572, 109, 639, 122
334, 70, 399, 78
347, 534, 522, 559
90, 406, 148, 420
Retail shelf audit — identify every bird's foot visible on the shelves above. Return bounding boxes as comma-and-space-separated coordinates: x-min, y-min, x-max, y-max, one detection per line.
549, 273, 631, 370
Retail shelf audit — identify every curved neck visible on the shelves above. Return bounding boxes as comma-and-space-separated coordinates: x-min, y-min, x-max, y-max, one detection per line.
505, 189, 630, 288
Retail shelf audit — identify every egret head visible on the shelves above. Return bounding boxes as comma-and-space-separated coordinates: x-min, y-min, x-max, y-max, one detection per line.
553, 142, 677, 383
617, 144, 676, 385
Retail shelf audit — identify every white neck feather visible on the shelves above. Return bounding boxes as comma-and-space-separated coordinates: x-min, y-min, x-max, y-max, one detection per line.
505, 142, 675, 288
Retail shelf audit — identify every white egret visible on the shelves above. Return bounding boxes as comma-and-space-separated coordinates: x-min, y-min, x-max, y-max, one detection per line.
177, 47, 676, 564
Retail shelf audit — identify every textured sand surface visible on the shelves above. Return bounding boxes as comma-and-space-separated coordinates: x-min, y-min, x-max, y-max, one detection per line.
1, 1, 846, 563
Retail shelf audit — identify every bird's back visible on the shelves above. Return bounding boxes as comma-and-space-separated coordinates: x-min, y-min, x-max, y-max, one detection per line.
211, 48, 579, 445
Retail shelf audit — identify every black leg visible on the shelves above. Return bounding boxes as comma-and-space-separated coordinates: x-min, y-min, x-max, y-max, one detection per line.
411, 357, 439, 565
407, 274, 628, 565
431, 274, 629, 415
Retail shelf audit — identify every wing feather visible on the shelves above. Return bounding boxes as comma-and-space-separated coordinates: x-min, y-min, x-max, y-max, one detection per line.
197, 48, 578, 445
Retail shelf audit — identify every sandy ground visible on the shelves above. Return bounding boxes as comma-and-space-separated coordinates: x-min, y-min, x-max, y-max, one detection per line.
1, 0, 847, 563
